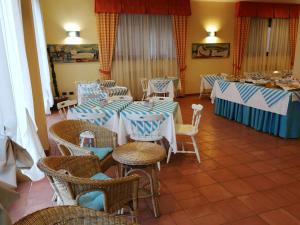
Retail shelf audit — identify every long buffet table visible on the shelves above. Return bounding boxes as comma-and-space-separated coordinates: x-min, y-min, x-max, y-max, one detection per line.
211, 80, 300, 138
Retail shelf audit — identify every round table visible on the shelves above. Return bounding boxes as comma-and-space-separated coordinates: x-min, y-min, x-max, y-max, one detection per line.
112, 142, 166, 217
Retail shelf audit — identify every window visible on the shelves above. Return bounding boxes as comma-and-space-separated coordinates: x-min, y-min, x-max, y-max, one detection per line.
114, 14, 176, 59
243, 18, 290, 73
112, 14, 178, 98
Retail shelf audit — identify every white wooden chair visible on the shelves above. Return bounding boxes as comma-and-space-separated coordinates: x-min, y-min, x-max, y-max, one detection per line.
98, 79, 116, 87
57, 100, 77, 120
167, 104, 203, 164
126, 113, 164, 170
126, 114, 164, 142
140, 78, 148, 101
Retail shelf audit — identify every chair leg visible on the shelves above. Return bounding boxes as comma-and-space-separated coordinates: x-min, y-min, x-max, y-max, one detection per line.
157, 162, 161, 171
167, 146, 172, 163
191, 136, 201, 163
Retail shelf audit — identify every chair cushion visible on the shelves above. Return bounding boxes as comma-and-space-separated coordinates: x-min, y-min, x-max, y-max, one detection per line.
78, 172, 111, 210
91, 172, 111, 181
78, 191, 104, 211
87, 147, 113, 160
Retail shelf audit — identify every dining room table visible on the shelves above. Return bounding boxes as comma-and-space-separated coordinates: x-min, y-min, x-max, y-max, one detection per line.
147, 77, 181, 98
211, 80, 300, 138
67, 99, 132, 135
118, 100, 182, 152
199, 74, 226, 97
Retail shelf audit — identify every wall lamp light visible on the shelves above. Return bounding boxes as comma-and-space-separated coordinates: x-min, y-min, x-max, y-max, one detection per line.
208, 31, 216, 37
66, 31, 80, 38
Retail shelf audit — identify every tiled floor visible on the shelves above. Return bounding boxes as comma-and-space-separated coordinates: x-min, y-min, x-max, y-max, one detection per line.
9, 95, 300, 225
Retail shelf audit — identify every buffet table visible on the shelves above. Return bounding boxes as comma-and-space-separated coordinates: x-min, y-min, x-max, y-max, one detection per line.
211, 80, 300, 138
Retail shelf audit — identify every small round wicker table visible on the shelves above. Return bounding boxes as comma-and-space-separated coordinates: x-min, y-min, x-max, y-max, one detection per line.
112, 142, 166, 218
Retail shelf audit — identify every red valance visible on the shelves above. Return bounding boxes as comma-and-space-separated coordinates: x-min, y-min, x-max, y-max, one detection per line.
95, 0, 191, 16
236, 1, 300, 18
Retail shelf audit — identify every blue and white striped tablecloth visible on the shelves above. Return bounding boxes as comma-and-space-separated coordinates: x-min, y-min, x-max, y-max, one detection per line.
211, 80, 300, 115
147, 78, 179, 98
118, 101, 181, 152
149, 79, 172, 93
203, 75, 225, 87
200, 74, 225, 95
121, 101, 178, 121
68, 99, 131, 128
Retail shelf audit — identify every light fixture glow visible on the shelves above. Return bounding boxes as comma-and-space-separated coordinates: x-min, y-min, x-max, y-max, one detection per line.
208, 31, 216, 37
66, 31, 80, 38
64, 23, 80, 32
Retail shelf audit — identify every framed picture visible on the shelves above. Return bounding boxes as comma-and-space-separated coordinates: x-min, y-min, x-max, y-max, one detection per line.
192, 43, 230, 59
47, 44, 99, 63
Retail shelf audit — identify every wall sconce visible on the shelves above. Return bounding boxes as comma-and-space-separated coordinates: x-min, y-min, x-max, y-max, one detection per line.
66, 31, 80, 38
208, 31, 216, 37
64, 23, 81, 44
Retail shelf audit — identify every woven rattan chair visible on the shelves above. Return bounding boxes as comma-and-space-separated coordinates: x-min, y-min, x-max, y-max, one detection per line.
49, 120, 116, 171
37, 156, 139, 222
14, 206, 138, 225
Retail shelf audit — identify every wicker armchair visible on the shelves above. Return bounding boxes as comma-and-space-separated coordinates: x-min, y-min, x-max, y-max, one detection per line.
49, 120, 116, 171
38, 156, 139, 222
14, 206, 138, 225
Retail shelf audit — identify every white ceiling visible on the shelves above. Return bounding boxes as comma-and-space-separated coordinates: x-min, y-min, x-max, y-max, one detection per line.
192, 0, 300, 3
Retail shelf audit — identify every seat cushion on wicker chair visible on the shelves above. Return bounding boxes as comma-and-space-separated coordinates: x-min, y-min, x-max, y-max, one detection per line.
87, 147, 113, 160
77, 172, 111, 210
78, 191, 104, 211
91, 172, 111, 180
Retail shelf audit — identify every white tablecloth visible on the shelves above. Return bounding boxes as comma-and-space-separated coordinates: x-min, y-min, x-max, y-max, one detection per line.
118, 101, 182, 153
0, 136, 33, 188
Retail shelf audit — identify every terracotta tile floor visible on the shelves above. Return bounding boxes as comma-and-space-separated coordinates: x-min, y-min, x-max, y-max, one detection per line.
8, 95, 300, 224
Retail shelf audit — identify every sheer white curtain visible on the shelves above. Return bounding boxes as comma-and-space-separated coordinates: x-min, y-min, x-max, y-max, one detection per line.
112, 14, 178, 99
0, 0, 45, 181
31, 0, 53, 115
267, 18, 290, 72
243, 18, 291, 74
242, 18, 269, 73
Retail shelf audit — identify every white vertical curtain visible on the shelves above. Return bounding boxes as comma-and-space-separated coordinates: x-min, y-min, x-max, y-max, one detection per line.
31, 0, 53, 115
112, 14, 178, 99
267, 18, 290, 72
242, 18, 269, 73
242, 18, 291, 74
0, 0, 45, 181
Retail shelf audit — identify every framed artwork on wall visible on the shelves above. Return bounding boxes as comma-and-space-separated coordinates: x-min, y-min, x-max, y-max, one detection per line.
47, 44, 99, 63
192, 43, 230, 59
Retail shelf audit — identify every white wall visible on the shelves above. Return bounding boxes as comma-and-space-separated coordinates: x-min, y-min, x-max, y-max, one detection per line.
40, 0, 98, 98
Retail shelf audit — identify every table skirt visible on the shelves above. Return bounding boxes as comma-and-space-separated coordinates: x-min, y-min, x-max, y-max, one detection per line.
214, 98, 300, 138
